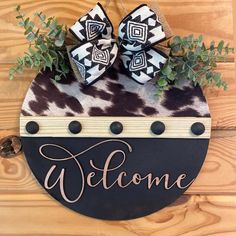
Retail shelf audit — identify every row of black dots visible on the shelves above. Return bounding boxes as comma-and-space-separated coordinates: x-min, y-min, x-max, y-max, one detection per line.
25, 121, 205, 136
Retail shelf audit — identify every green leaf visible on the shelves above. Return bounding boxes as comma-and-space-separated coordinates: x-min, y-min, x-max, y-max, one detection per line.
17, 22, 24, 27
173, 36, 182, 45
187, 34, 193, 42
16, 5, 21, 11
210, 41, 215, 51
47, 53, 53, 64
24, 26, 33, 35
9, 67, 15, 73
217, 40, 224, 54
50, 20, 57, 30
40, 14, 46, 21
34, 52, 41, 60
157, 78, 168, 87
49, 50, 58, 58
171, 44, 181, 53
60, 63, 69, 73
46, 19, 52, 27
26, 55, 33, 65
34, 29, 40, 38
24, 17, 30, 26
55, 29, 63, 38
48, 29, 55, 37
26, 32, 35, 42
167, 71, 177, 81
55, 75, 61, 81
213, 72, 221, 82
28, 47, 35, 54
39, 42, 47, 51
55, 38, 64, 47
28, 21, 35, 28
187, 51, 195, 61
200, 51, 209, 62
187, 68, 193, 78
161, 64, 172, 76
198, 35, 203, 42
195, 46, 202, 56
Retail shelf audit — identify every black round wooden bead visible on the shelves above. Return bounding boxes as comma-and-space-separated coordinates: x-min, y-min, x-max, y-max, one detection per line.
69, 121, 82, 134
110, 121, 123, 135
151, 121, 165, 135
25, 121, 39, 134
191, 122, 205, 136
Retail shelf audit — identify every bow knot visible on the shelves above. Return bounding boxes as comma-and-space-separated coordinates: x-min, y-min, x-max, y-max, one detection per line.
69, 2, 172, 85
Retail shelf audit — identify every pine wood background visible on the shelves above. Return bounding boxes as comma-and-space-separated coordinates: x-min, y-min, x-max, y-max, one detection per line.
0, 0, 236, 235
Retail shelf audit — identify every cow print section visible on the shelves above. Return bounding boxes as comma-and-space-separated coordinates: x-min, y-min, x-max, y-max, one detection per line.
21, 59, 210, 117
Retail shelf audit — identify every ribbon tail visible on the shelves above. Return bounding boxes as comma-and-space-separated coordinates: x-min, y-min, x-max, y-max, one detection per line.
69, 40, 118, 85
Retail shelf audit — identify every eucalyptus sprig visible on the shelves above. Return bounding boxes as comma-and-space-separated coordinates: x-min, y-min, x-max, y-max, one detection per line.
9, 5, 69, 81
157, 35, 234, 96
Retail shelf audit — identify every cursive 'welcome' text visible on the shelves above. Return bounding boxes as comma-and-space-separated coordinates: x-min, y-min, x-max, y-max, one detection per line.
39, 139, 195, 203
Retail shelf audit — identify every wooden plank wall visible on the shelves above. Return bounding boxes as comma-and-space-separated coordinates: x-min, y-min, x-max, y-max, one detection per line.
0, 0, 235, 235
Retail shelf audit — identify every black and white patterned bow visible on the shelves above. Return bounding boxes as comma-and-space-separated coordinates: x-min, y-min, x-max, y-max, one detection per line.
69, 3, 169, 85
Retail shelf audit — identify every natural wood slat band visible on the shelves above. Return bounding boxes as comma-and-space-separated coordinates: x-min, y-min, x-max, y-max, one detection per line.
0, 194, 236, 236
20, 116, 211, 138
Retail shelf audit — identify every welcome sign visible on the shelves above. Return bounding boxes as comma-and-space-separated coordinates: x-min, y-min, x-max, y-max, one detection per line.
19, 63, 212, 220
20, 116, 211, 220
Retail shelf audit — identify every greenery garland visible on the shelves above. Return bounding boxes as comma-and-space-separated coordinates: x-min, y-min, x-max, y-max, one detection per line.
9, 5, 69, 81
9, 6, 234, 95
157, 35, 234, 95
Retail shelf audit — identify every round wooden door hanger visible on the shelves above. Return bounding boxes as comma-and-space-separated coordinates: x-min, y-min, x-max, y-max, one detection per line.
20, 62, 211, 220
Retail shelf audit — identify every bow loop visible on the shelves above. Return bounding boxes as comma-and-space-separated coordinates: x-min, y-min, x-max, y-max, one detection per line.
118, 4, 166, 52
70, 38, 118, 85
120, 48, 168, 84
69, 3, 118, 85
70, 3, 114, 42
118, 4, 170, 84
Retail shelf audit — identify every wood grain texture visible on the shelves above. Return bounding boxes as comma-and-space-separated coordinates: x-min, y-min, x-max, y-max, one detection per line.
1, 129, 236, 194
0, 0, 234, 63
204, 63, 236, 129
0, 194, 236, 235
0, 0, 235, 233
20, 116, 211, 138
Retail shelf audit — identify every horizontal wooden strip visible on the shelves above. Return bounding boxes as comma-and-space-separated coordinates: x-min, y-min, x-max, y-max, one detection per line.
0, 63, 235, 130
0, 0, 234, 63
1, 129, 236, 194
20, 116, 211, 139
0, 193, 236, 235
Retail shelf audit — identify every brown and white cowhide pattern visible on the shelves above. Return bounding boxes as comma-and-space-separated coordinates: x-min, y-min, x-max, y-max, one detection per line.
21, 59, 210, 117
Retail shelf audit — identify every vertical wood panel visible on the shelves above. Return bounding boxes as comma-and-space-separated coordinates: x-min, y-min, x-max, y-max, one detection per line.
0, 0, 235, 234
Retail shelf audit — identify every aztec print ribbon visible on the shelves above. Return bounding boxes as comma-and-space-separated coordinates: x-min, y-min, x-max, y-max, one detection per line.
69, 2, 170, 85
